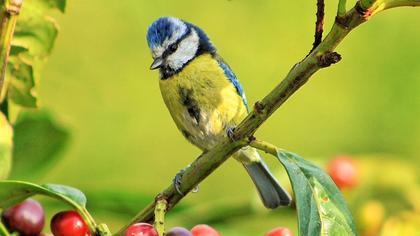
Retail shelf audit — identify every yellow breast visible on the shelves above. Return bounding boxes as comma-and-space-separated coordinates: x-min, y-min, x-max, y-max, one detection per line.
159, 53, 247, 150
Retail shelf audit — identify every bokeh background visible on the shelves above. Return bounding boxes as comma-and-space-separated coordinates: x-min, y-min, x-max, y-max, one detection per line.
16, 0, 420, 235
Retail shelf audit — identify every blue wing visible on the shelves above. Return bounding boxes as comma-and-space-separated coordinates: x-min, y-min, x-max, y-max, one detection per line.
216, 57, 249, 111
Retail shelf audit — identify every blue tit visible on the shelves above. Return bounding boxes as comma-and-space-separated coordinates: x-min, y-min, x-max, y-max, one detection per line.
146, 17, 291, 208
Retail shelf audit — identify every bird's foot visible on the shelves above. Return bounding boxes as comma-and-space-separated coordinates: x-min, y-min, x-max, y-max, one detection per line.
226, 126, 237, 141
173, 165, 199, 196
173, 168, 186, 196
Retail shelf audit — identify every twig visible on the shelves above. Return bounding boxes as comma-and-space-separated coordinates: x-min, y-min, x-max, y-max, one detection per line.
154, 197, 168, 236
114, 1, 420, 235
311, 0, 325, 52
0, 0, 22, 102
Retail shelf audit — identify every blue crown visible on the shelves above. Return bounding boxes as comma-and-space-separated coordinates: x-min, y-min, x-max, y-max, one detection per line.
147, 17, 216, 54
147, 17, 185, 48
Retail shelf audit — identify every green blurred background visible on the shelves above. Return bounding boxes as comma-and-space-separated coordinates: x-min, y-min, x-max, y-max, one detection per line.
28, 0, 420, 235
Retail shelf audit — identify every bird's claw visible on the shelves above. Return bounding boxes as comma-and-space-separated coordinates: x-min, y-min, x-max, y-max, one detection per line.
226, 126, 236, 141
173, 165, 199, 196
173, 169, 186, 196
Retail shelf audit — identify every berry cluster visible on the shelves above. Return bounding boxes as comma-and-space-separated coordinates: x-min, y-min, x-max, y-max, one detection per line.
2, 155, 356, 236
1, 199, 90, 236
1, 199, 295, 236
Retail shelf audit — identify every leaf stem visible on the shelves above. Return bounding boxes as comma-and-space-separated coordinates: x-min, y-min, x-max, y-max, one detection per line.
0, 0, 22, 102
249, 139, 279, 156
154, 198, 167, 236
77, 207, 100, 236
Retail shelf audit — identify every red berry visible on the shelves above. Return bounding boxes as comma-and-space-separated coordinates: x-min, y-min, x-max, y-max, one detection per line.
191, 224, 220, 236
266, 227, 294, 236
125, 223, 158, 236
51, 211, 90, 236
167, 227, 192, 236
1, 198, 45, 235
327, 156, 358, 189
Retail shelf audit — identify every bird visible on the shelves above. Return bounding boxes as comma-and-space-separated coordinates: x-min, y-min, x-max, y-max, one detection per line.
146, 17, 291, 209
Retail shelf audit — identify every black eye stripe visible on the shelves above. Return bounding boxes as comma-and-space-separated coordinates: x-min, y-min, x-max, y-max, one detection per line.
162, 27, 192, 58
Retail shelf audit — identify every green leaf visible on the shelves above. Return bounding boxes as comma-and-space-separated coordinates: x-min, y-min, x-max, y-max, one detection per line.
7, 0, 66, 108
43, 184, 87, 207
0, 180, 86, 210
10, 110, 69, 180
0, 112, 13, 180
276, 151, 357, 236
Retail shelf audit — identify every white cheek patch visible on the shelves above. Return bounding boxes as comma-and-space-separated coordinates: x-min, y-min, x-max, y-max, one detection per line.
166, 30, 199, 70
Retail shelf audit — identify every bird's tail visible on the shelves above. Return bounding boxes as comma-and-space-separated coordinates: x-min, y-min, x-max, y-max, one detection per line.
237, 148, 292, 209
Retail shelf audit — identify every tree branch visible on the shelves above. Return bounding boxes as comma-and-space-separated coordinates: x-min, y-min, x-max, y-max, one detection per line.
0, 0, 22, 102
114, 1, 420, 235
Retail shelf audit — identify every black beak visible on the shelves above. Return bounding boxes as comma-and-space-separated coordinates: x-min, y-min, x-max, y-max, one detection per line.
150, 57, 163, 70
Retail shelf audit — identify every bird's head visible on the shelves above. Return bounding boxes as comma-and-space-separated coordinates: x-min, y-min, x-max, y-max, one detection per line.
147, 17, 216, 77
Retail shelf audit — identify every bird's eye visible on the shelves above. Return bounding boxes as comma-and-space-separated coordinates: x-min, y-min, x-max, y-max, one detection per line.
168, 44, 178, 53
